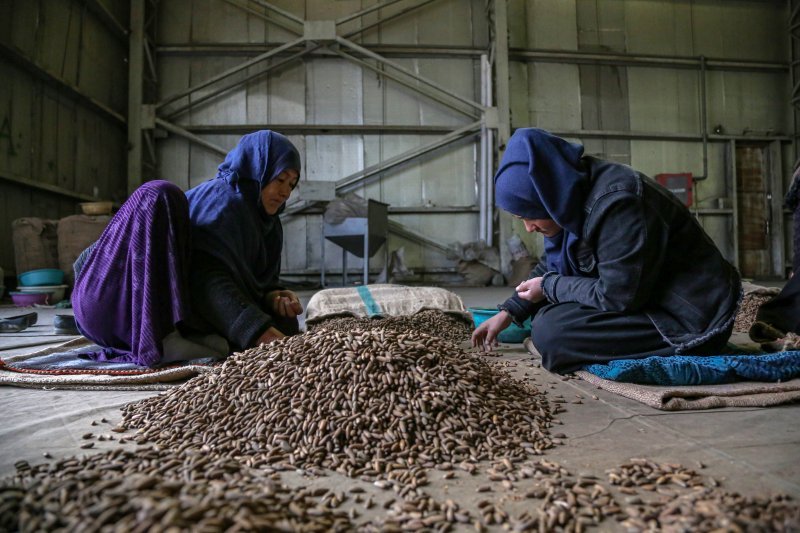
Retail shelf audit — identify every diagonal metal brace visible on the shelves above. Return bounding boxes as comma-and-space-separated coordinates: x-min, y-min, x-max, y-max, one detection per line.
335, 36, 484, 117
156, 36, 306, 110
336, 120, 482, 192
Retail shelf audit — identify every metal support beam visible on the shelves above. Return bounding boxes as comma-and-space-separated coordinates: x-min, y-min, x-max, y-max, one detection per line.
335, 0, 407, 25
510, 48, 788, 73
181, 124, 456, 135
156, 36, 305, 110
0, 171, 98, 202
157, 42, 483, 58
332, 48, 479, 118
281, 122, 481, 218
155, 118, 229, 157
387, 220, 454, 255
335, 36, 484, 115
222, 0, 303, 35
128, 0, 145, 194
492, 0, 511, 145
336, 121, 482, 192
81, 0, 129, 42
0, 43, 125, 127
340, 0, 440, 40
162, 44, 323, 121
244, 0, 305, 25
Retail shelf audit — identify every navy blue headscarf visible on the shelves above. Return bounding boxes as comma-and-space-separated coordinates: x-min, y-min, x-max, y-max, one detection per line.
186, 131, 301, 298
494, 128, 588, 275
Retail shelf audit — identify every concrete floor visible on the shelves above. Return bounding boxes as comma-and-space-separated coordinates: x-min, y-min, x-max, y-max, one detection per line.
1, 286, 798, 529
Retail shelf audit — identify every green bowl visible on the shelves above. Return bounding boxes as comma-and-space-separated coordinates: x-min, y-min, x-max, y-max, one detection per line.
468, 307, 531, 343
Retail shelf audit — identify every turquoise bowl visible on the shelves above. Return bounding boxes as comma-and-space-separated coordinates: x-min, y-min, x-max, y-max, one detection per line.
468, 307, 531, 344
18, 268, 65, 287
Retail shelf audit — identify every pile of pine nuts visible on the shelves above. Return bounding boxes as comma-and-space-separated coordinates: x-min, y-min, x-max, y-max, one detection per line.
606, 459, 799, 531
119, 328, 555, 484
307, 310, 474, 344
3, 322, 799, 531
1, 447, 354, 532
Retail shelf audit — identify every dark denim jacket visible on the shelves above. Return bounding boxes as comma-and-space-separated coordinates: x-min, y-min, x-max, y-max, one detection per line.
500, 156, 741, 352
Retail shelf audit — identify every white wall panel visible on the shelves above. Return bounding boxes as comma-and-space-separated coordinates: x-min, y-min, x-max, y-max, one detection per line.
706, 72, 789, 136
508, 0, 578, 50
628, 68, 699, 133
691, 1, 787, 61
624, 1, 694, 56
523, 63, 582, 130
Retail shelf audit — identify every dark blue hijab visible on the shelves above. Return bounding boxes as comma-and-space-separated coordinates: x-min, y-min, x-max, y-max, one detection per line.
186, 131, 301, 298
494, 128, 588, 275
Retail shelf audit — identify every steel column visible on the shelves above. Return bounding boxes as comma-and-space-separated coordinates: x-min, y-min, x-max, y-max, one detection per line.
492, 0, 511, 145
127, 0, 145, 194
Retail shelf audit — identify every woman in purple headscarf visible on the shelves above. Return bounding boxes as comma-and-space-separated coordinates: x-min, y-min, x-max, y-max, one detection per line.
472, 128, 741, 373
72, 130, 303, 367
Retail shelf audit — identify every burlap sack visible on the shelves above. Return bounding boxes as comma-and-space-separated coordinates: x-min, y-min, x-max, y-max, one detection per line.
12, 218, 59, 275
305, 284, 471, 324
57, 214, 111, 287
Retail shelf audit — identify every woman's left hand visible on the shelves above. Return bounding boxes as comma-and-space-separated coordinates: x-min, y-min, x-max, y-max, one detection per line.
516, 277, 545, 303
267, 290, 303, 318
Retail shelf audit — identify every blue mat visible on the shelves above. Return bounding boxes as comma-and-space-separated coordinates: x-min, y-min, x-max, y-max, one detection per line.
584, 351, 800, 386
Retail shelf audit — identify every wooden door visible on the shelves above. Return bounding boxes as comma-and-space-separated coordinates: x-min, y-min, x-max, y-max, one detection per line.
735, 144, 771, 278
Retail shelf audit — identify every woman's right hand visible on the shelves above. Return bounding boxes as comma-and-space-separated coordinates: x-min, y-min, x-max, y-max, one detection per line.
255, 326, 285, 346
471, 310, 513, 352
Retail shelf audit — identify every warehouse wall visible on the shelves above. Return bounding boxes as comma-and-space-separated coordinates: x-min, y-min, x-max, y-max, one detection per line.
152, 0, 793, 284
507, 0, 791, 277
154, 0, 488, 281
0, 0, 129, 276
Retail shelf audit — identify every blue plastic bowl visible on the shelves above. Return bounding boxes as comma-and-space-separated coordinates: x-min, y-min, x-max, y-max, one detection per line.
18, 268, 65, 287
468, 307, 531, 343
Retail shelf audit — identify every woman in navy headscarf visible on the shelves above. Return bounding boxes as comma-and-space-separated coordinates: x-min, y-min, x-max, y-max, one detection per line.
472, 128, 741, 373
72, 130, 303, 367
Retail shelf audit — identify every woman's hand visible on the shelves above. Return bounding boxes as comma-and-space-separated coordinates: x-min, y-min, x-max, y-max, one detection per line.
471, 310, 513, 352
255, 326, 285, 346
266, 290, 303, 318
516, 277, 545, 303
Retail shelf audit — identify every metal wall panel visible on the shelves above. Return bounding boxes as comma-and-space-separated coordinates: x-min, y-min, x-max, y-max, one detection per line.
706, 71, 789, 136
506, 0, 791, 270
690, 0, 787, 61
154, 0, 485, 280
509, 0, 578, 50
0, 1, 128, 275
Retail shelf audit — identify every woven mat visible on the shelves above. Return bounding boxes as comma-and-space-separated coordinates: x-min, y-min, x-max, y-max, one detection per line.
575, 370, 800, 411
0, 338, 217, 391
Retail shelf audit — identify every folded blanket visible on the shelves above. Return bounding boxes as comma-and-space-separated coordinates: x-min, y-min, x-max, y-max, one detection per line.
584, 351, 800, 386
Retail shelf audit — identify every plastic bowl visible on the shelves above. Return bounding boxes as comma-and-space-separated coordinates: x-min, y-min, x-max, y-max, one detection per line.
10, 291, 50, 307
17, 284, 67, 303
468, 307, 531, 344
18, 268, 65, 287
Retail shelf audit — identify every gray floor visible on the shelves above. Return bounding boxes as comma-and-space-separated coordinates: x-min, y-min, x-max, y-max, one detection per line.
1, 286, 798, 527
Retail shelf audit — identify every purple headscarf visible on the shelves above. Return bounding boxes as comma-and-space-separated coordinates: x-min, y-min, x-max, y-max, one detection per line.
186, 131, 301, 299
494, 128, 589, 275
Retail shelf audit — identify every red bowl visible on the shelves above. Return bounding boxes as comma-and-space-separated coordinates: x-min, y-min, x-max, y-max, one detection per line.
10, 291, 50, 307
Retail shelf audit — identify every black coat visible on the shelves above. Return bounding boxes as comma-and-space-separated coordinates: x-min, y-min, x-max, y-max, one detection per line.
503, 156, 741, 353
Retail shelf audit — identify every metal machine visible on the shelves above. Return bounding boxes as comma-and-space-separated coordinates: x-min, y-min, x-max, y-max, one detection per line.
321, 199, 389, 286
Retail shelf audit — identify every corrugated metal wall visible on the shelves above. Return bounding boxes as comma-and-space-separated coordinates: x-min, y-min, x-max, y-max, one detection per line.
507, 0, 791, 274
0, 0, 793, 282
154, 0, 487, 281
0, 1, 129, 276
